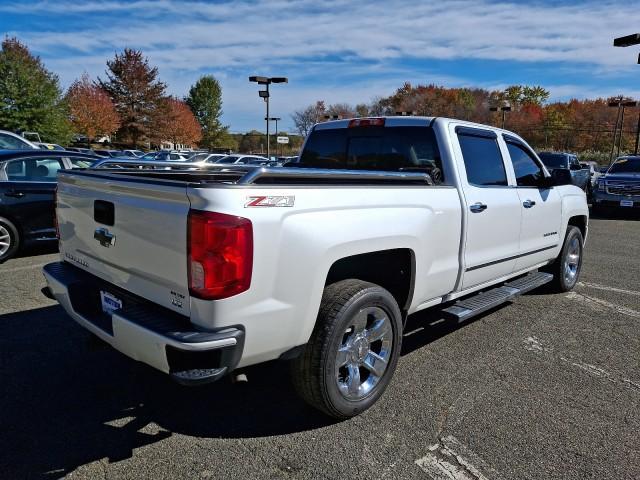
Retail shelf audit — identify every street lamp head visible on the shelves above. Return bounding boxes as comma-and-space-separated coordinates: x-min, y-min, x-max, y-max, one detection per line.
614, 33, 640, 47
258, 90, 270, 98
249, 76, 269, 84
270, 77, 288, 84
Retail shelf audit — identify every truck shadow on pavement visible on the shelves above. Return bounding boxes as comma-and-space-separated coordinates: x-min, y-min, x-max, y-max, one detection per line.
0, 302, 495, 478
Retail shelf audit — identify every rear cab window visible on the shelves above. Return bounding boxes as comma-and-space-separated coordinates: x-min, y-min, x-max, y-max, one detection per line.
298, 125, 444, 184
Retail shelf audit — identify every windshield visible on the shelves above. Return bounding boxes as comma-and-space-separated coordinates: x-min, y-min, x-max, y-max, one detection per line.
538, 153, 568, 169
608, 157, 640, 174
298, 126, 443, 183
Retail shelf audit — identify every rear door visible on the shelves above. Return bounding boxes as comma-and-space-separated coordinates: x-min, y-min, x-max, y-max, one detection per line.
503, 137, 562, 270
1, 157, 62, 241
452, 126, 522, 289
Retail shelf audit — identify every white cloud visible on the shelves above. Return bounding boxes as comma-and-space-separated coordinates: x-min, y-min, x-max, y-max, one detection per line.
3, 0, 639, 130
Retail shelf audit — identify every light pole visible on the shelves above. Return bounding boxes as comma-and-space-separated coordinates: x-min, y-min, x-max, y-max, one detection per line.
249, 76, 287, 159
614, 33, 640, 154
608, 98, 623, 163
619, 100, 638, 157
489, 103, 512, 129
265, 117, 281, 155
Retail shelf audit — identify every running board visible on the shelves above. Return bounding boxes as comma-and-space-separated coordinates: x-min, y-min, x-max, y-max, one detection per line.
442, 272, 553, 323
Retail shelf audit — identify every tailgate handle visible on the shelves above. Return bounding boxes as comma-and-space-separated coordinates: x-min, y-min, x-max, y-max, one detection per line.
94, 228, 116, 247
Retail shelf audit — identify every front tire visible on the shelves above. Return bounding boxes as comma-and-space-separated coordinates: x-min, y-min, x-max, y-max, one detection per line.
0, 217, 19, 263
544, 225, 583, 292
291, 279, 403, 419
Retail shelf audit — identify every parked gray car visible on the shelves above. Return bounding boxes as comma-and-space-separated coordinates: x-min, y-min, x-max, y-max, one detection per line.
538, 152, 590, 193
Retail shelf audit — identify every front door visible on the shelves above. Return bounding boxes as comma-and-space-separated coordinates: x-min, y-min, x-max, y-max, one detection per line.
454, 127, 522, 289
503, 139, 563, 271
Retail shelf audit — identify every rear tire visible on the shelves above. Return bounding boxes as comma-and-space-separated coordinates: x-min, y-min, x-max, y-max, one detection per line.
544, 225, 583, 293
0, 217, 19, 263
291, 279, 403, 419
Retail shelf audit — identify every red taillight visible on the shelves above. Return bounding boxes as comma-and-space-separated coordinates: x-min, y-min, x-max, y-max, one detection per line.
54, 186, 59, 240
188, 210, 253, 300
348, 117, 385, 128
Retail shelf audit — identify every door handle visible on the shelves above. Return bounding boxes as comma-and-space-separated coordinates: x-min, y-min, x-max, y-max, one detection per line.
469, 202, 488, 213
4, 191, 25, 198
523, 199, 536, 208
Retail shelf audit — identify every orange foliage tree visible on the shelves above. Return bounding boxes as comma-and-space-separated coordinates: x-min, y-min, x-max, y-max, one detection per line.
150, 97, 202, 147
66, 73, 120, 142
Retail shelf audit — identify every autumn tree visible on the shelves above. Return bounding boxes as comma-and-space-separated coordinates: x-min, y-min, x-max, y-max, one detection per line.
185, 75, 228, 150
98, 48, 166, 147
150, 97, 201, 147
0, 37, 71, 143
66, 73, 120, 144
291, 101, 326, 136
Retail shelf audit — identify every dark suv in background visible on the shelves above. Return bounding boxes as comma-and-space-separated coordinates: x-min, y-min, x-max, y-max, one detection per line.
593, 156, 640, 213
0, 150, 98, 262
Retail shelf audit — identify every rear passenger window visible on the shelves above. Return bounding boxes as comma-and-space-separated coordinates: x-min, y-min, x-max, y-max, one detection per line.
506, 142, 545, 187
457, 132, 507, 187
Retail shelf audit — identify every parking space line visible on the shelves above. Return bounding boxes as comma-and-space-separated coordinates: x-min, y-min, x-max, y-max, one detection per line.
415, 435, 501, 480
523, 337, 640, 393
565, 291, 640, 319
578, 282, 640, 297
0, 262, 48, 274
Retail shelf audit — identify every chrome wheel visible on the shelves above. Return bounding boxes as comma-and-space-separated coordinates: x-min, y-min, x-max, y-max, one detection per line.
335, 306, 393, 400
0, 225, 11, 257
563, 236, 581, 286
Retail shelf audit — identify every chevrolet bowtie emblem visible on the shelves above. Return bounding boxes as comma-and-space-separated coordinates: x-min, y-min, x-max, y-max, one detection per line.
94, 227, 116, 247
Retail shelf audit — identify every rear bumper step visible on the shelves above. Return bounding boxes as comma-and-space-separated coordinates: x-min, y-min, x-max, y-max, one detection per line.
43, 261, 244, 385
442, 271, 553, 322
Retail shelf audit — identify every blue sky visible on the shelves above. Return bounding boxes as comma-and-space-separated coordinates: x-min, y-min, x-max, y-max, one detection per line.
2, 0, 640, 133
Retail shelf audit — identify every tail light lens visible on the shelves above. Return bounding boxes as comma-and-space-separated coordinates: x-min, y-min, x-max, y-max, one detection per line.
188, 210, 253, 300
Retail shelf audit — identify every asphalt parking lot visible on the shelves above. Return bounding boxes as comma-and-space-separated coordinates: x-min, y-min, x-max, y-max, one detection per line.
1, 213, 638, 480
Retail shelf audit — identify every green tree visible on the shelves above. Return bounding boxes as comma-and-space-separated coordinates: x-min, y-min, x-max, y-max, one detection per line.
185, 75, 228, 150
98, 48, 166, 147
0, 37, 71, 143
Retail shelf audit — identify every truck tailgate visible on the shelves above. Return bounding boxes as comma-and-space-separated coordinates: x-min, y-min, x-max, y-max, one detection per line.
56, 171, 191, 315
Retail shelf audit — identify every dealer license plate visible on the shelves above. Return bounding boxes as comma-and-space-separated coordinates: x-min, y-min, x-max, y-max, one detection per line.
100, 290, 122, 315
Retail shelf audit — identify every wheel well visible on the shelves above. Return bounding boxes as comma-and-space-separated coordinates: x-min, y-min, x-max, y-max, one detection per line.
325, 249, 414, 312
568, 215, 587, 239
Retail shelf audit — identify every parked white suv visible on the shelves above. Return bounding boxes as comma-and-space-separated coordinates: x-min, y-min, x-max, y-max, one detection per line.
44, 117, 588, 418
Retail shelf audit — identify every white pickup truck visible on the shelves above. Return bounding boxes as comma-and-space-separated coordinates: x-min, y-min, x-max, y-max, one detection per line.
43, 117, 588, 418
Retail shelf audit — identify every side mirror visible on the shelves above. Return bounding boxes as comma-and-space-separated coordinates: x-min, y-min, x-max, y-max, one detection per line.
551, 168, 572, 186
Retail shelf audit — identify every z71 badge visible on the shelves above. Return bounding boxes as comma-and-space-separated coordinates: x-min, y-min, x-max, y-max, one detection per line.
245, 196, 295, 207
